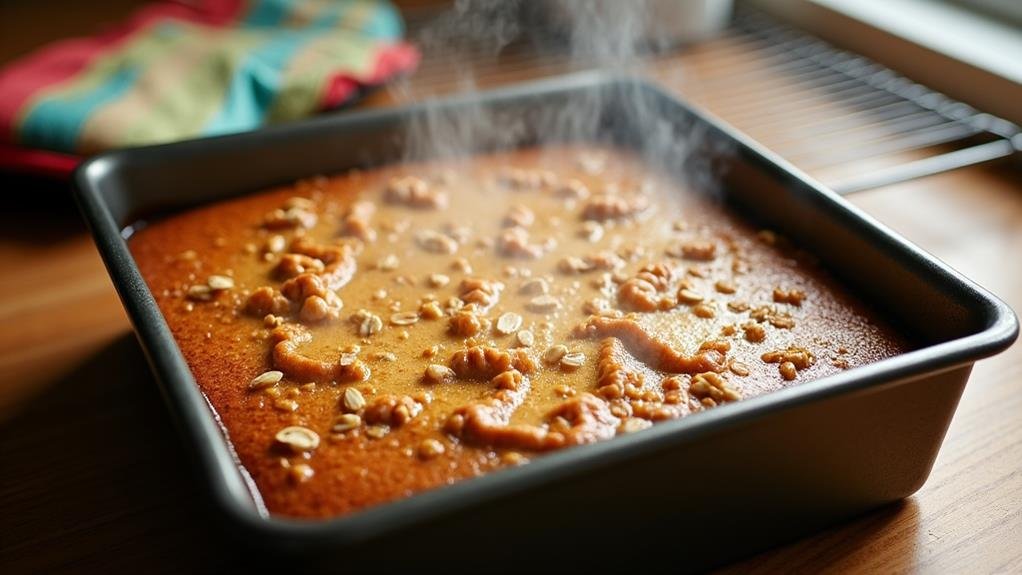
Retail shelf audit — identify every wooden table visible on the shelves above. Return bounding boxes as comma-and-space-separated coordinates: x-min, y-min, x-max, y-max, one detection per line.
2, 5, 1021, 573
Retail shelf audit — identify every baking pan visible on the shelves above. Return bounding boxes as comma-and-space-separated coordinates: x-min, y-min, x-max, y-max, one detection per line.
73, 73, 1017, 572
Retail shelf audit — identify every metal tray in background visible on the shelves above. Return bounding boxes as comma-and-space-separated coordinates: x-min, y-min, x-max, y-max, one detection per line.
73, 73, 1017, 573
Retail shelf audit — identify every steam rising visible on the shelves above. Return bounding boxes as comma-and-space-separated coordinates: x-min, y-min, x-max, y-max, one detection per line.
390, 0, 725, 192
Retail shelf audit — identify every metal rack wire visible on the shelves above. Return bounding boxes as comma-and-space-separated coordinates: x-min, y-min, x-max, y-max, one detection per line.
401, 4, 1020, 194
724, 9, 1020, 193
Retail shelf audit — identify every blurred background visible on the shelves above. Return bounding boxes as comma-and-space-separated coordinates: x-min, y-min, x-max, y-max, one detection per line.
1, 1, 1020, 573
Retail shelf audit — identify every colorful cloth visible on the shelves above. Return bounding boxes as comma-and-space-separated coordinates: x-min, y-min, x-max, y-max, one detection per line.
0, 0, 418, 176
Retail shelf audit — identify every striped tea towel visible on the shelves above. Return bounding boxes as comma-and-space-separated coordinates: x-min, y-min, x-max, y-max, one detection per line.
0, 0, 419, 177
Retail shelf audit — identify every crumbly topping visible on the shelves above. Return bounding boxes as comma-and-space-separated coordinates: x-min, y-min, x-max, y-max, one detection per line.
498, 226, 545, 259
582, 194, 649, 221
384, 176, 448, 209
363, 394, 423, 427
449, 345, 536, 380
618, 263, 676, 312
142, 146, 903, 512
762, 345, 816, 380
458, 277, 503, 311
340, 200, 377, 242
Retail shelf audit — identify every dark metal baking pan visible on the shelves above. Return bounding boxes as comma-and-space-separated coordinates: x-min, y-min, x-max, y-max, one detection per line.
73, 72, 1017, 573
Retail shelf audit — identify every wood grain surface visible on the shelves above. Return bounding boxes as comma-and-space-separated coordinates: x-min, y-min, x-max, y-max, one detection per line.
1, 3, 1020, 573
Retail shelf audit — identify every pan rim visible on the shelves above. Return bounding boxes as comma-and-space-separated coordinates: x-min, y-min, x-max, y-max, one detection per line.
72, 71, 1018, 545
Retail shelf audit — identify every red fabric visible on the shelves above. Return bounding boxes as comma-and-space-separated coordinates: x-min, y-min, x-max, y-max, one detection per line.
0, 0, 245, 145
0, 143, 80, 178
0, 40, 420, 179
319, 41, 419, 109
0, 1, 417, 180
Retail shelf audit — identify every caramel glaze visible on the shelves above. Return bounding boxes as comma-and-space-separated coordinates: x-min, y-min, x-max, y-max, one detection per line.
129, 146, 909, 518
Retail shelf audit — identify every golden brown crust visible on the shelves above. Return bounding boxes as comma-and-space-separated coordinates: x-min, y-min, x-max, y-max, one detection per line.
128, 146, 907, 519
